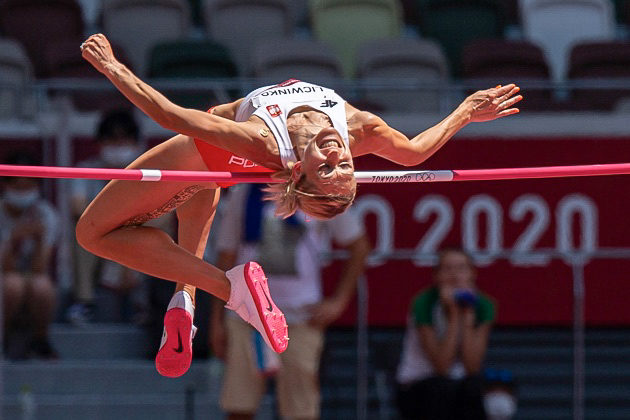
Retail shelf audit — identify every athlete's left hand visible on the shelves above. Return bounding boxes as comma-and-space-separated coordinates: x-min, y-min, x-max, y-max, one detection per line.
307, 297, 347, 328
464, 84, 523, 123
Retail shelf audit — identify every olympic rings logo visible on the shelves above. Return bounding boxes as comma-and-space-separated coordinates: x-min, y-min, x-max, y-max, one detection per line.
415, 172, 436, 182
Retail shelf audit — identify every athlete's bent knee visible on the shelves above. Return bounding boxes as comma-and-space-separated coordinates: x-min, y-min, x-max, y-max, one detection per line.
75, 215, 101, 253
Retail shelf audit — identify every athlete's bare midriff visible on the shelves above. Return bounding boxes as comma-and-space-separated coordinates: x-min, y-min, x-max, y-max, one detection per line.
206, 96, 368, 163
286, 103, 364, 150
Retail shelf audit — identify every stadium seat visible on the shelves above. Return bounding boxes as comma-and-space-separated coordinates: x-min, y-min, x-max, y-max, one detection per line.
252, 39, 343, 82
149, 41, 237, 78
611, 0, 629, 23
399, 0, 421, 24
287, 0, 311, 27
519, 0, 615, 81
148, 40, 238, 109
357, 38, 449, 112
75, 0, 102, 32
0, 38, 35, 120
43, 39, 101, 80
42, 39, 134, 111
568, 41, 630, 110
416, 0, 505, 77
102, 0, 191, 76
499, 0, 520, 25
202, 0, 293, 75
0, 0, 84, 77
310, 0, 403, 78
186, 0, 204, 26
462, 39, 552, 111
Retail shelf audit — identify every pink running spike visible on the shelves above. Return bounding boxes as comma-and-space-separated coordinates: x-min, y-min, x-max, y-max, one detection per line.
242, 262, 289, 353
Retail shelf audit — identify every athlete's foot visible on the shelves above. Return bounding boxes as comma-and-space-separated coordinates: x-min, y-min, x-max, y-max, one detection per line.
155, 290, 197, 378
225, 262, 289, 353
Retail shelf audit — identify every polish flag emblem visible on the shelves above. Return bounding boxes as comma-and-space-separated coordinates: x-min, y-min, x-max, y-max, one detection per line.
266, 104, 282, 117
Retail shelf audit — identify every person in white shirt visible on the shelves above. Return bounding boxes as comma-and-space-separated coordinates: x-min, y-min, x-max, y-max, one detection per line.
211, 183, 370, 420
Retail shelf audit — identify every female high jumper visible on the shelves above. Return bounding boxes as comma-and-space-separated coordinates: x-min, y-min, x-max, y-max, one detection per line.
77, 34, 522, 377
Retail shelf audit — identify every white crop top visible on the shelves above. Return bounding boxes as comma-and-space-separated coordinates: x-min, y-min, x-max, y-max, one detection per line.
234, 79, 349, 169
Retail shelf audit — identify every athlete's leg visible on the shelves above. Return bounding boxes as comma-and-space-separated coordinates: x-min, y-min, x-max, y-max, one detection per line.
75, 135, 229, 301
77, 134, 288, 358
174, 187, 221, 303
156, 188, 221, 377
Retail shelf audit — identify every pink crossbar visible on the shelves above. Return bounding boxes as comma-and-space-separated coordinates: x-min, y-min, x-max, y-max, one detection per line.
1, 163, 630, 183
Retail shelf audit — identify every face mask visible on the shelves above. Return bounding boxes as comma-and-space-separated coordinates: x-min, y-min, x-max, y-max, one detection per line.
484, 391, 517, 419
101, 145, 139, 167
4, 189, 39, 209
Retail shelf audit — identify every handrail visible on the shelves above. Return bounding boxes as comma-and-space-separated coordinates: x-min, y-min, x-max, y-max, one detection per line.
3, 77, 630, 96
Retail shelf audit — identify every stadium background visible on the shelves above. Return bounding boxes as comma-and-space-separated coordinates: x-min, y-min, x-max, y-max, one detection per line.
2, 0, 630, 418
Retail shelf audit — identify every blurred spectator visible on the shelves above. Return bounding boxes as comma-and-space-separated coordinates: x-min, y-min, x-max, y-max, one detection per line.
210, 183, 370, 420
68, 109, 146, 324
0, 153, 59, 360
396, 248, 496, 420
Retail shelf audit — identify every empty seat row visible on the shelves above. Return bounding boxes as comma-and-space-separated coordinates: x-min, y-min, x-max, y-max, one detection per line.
407, 0, 618, 81
0, 0, 625, 82
520, 0, 615, 81
0, 0, 84, 78
5, 32, 630, 117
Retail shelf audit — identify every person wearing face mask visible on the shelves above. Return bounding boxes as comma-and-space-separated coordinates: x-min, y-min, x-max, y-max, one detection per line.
396, 248, 497, 420
0, 153, 60, 360
68, 109, 144, 324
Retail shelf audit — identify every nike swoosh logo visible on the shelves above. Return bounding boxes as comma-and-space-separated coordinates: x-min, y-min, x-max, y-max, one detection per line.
261, 285, 273, 312
174, 331, 184, 353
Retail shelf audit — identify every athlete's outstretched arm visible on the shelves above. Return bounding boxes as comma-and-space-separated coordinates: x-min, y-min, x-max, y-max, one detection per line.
353, 85, 522, 166
80, 34, 265, 160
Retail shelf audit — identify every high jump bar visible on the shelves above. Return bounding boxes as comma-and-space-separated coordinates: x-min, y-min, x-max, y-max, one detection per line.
1, 163, 630, 183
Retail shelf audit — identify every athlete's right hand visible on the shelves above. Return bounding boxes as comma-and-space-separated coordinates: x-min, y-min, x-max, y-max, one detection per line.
80, 33, 117, 74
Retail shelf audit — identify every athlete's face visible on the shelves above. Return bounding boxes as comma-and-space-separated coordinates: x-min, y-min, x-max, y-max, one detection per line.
295, 127, 355, 195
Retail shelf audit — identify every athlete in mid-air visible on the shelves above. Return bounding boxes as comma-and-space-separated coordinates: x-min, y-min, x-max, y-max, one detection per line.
77, 33, 522, 377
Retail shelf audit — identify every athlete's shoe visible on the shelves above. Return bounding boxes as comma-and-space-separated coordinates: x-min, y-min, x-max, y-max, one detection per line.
225, 262, 289, 353
155, 291, 197, 378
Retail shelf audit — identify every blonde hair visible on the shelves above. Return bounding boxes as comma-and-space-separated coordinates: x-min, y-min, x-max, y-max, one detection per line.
263, 167, 356, 220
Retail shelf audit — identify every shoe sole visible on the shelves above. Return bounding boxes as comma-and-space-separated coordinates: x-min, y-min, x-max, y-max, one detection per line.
244, 261, 289, 353
155, 308, 192, 378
